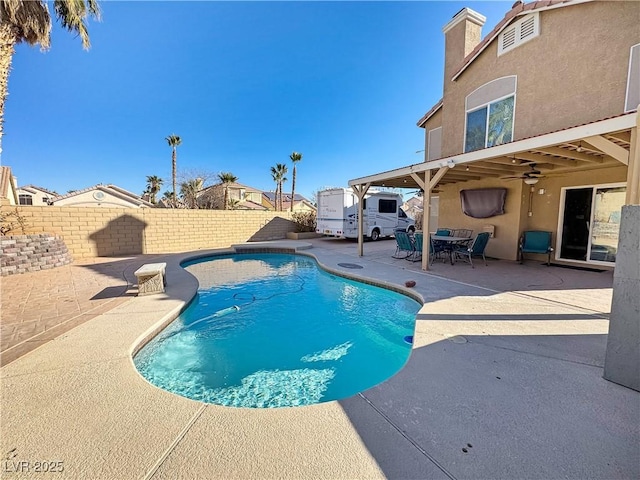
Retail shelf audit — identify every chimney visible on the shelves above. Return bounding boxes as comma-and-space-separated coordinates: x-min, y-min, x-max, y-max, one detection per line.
442, 8, 486, 85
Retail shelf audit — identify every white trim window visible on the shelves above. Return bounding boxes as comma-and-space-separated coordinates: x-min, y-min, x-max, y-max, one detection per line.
18, 194, 33, 206
625, 43, 640, 113
464, 77, 517, 153
498, 12, 540, 56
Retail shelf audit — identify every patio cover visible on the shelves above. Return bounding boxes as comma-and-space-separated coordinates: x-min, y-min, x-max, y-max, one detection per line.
349, 110, 639, 271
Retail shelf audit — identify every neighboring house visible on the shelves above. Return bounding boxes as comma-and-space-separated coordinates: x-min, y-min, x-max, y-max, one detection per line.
197, 182, 267, 210
16, 185, 58, 206
0, 166, 19, 205
350, 0, 639, 269
402, 196, 428, 229
50, 184, 154, 208
262, 192, 317, 213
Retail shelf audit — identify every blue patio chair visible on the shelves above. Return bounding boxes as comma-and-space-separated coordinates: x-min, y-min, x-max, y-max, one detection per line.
435, 228, 452, 236
410, 232, 430, 263
452, 232, 490, 268
393, 231, 415, 259
519, 231, 554, 266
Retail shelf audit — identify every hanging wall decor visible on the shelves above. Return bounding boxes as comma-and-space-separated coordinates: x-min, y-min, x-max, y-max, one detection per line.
460, 188, 507, 218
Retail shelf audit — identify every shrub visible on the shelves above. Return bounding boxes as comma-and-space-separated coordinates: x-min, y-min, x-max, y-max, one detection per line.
291, 211, 316, 232
1, 208, 28, 236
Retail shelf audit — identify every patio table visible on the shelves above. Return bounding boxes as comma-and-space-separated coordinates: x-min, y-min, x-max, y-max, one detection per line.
431, 234, 472, 265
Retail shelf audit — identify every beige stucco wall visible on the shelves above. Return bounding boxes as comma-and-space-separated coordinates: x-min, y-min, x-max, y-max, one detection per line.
520, 165, 627, 232
53, 190, 146, 208
6, 206, 295, 259
436, 178, 524, 261
440, 1, 640, 157
435, 164, 627, 262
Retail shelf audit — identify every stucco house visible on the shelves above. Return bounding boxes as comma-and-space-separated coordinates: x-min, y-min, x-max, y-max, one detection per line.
197, 182, 267, 210
16, 185, 58, 206
50, 184, 154, 208
262, 192, 317, 213
349, 0, 639, 271
0, 166, 19, 206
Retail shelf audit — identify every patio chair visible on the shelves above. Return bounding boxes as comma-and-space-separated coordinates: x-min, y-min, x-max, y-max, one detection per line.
393, 231, 415, 259
451, 228, 473, 238
452, 232, 490, 268
519, 231, 554, 266
430, 233, 450, 263
410, 232, 428, 263
435, 228, 452, 236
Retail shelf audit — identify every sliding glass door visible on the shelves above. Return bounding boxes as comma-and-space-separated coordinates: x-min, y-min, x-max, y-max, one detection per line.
558, 184, 626, 264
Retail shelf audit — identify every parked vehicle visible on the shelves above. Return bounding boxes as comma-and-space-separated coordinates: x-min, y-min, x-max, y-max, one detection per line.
316, 188, 415, 241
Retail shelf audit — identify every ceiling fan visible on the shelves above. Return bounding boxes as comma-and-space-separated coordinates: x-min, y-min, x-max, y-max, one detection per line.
502, 163, 545, 183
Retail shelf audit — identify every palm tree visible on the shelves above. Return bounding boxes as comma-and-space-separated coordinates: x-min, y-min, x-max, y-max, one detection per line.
180, 178, 203, 209
289, 151, 303, 212
161, 190, 176, 206
270, 163, 288, 211
217, 172, 238, 210
165, 134, 181, 205
0, 0, 100, 154
145, 175, 163, 204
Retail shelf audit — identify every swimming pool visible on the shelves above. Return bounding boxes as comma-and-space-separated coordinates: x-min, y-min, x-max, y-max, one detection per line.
134, 253, 420, 408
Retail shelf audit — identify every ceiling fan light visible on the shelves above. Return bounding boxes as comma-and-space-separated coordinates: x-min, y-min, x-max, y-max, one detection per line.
524, 177, 539, 185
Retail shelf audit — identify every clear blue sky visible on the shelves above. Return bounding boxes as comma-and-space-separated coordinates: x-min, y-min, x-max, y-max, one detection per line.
5, 1, 510, 200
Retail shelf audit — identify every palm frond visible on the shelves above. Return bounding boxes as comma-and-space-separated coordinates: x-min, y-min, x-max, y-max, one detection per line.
165, 134, 181, 147
1, 0, 52, 48
53, 0, 101, 50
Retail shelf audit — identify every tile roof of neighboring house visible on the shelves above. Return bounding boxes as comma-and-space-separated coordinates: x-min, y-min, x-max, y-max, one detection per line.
18, 184, 58, 197
51, 184, 154, 207
262, 192, 310, 203
237, 200, 268, 210
417, 99, 443, 128
201, 181, 263, 194
451, 0, 583, 81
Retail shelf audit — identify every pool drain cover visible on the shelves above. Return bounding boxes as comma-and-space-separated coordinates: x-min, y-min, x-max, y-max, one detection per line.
337, 263, 364, 269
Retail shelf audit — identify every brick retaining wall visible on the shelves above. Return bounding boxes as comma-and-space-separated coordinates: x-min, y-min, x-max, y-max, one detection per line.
2, 206, 297, 259
1, 234, 73, 276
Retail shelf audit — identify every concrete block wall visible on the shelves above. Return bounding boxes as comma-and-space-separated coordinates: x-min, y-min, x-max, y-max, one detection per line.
4, 206, 296, 259
1, 234, 73, 276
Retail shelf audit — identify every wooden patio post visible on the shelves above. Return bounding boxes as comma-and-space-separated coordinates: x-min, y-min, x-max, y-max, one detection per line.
625, 106, 640, 205
353, 183, 370, 257
421, 170, 432, 271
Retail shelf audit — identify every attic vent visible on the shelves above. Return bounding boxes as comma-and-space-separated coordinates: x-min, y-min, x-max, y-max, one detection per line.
520, 16, 536, 39
498, 12, 539, 56
501, 28, 516, 50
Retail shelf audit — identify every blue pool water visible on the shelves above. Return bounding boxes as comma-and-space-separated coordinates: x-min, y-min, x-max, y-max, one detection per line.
134, 253, 420, 408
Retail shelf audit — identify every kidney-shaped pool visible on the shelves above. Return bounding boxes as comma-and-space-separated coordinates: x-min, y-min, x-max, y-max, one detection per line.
134, 253, 420, 408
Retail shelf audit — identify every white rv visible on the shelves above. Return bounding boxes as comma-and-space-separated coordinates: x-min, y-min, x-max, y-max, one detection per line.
316, 188, 415, 241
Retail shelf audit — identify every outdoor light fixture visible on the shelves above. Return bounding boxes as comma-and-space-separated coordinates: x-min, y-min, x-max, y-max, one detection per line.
524, 177, 539, 185
576, 141, 583, 153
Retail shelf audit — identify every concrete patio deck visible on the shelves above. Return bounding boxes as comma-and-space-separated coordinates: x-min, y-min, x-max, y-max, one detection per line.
1, 237, 638, 479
